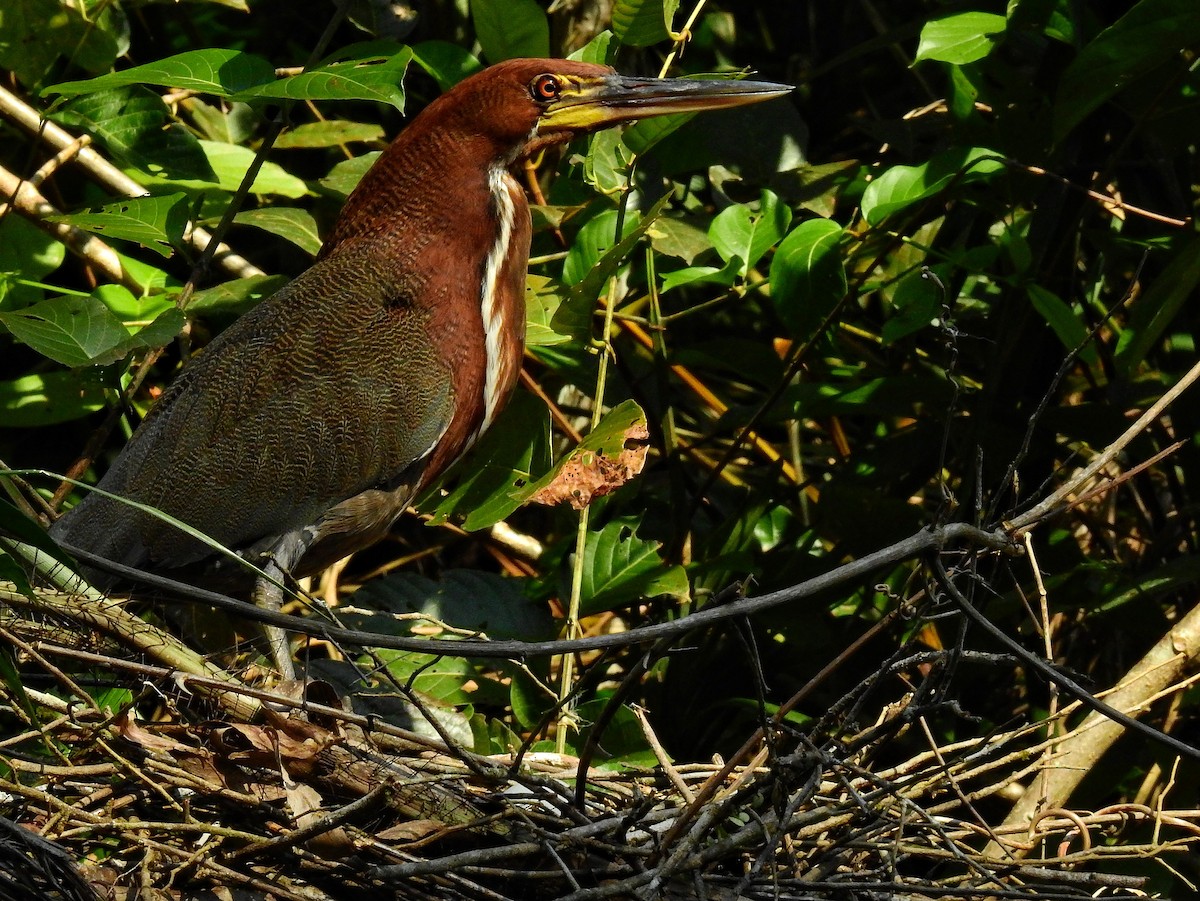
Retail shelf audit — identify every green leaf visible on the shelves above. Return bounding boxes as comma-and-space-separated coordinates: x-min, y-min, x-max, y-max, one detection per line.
612, 0, 680, 47
0, 216, 65, 310
1053, 0, 1200, 141
0, 295, 132, 367
234, 207, 322, 256
524, 275, 571, 348
1027, 284, 1098, 366
274, 120, 385, 149
568, 30, 616, 65
411, 41, 482, 91
0, 0, 124, 88
353, 570, 553, 641
469, 0, 549, 62
769, 218, 846, 340
860, 147, 1004, 225
196, 141, 309, 198
93, 283, 176, 323
563, 209, 640, 287
555, 193, 672, 339
422, 392, 552, 531
584, 129, 637, 196
576, 517, 690, 616
882, 269, 942, 344
188, 275, 288, 315
48, 193, 189, 258
319, 152, 380, 199
45, 48, 276, 98
709, 189, 792, 276
52, 87, 215, 182
647, 216, 712, 264
0, 371, 107, 426
659, 258, 741, 294
236, 49, 413, 112
1115, 237, 1200, 376
914, 12, 1007, 65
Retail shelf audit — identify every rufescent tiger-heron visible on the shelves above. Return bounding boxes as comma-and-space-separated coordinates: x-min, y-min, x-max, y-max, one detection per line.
51, 58, 792, 677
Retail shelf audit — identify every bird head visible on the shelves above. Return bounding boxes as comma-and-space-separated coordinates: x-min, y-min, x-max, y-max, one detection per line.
429, 57, 792, 162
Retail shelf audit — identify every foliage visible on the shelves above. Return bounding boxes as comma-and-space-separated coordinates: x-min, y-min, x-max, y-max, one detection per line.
2, 0, 1200, 895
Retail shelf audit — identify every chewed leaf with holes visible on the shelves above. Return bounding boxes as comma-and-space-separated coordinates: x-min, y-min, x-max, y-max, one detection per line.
529, 399, 649, 510
48, 194, 190, 258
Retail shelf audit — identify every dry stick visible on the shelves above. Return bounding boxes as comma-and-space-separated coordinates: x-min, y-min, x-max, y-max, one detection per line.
0, 83, 264, 279
0, 580, 261, 721
932, 557, 1200, 765
0, 161, 146, 293
1008, 356, 1200, 532
984, 587, 1200, 860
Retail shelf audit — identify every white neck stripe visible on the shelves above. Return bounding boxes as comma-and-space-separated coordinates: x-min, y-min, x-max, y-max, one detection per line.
479, 166, 515, 433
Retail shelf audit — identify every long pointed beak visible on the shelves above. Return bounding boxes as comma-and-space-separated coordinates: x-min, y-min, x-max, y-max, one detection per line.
538, 73, 793, 134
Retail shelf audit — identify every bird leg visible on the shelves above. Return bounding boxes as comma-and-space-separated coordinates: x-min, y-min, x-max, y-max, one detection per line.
249, 527, 317, 682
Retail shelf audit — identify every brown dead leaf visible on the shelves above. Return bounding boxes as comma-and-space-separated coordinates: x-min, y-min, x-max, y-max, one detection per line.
210, 715, 339, 777
286, 782, 355, 858
115, 712, 190, 754
531, 422, 650, 510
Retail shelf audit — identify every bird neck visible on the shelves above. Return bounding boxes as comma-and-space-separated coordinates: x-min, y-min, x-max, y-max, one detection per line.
322, 108, 528, 257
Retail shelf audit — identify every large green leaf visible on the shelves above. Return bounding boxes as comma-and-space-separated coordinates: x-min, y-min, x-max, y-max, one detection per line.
0, 287, 183, 368
0, 371, 107, 427
234, 207, 322, 256
914, 12, 1007, 65
44, 49, 276, 98
48, 193, 190, 258
709, 189, 791, 276
410, 41, 483, 91
195, 141, 309, 198
612, 0, 680, 47
555, 193, 672, 339
576, 517, 690, 616
423, 391, 552, 531
0, 295, 132, 367
1114, 237, 1200, 376
469, 0, 549, 62
274, 120, 385, 149
769, 218, 846, 340
236, 49, 412, 111
52, 87, 215, 182
318, 152, 380, 199
860, 147, 1004, 224
524, 275, 571, 348
0, 216, 66, 311
1053, 0, 1200, 141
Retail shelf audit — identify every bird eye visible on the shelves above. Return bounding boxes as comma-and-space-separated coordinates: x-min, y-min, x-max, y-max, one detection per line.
531, 74, 561, 102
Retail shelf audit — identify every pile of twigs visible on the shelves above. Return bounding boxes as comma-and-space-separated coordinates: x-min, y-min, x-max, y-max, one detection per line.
3, 575, 1196, 901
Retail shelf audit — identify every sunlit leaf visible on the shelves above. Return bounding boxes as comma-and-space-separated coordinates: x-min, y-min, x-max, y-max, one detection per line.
860, 147, 1004, 224
234, 207, 322, 256
469, 0, 549, 62
48, 193, 190, 258
45, 48, 276, 98
915, 12, 1007, 64
769, 218, 846, 339
612, 0, 680, 47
